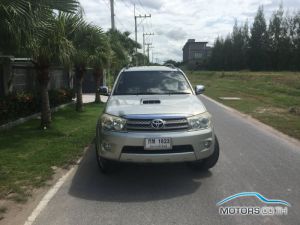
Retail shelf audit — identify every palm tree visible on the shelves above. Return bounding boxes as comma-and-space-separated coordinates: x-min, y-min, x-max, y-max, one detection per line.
70, 23, 94, 111
1, 1, 80, 128
0, 0, 79, 55
87, 29, 110, 103
29, 13, 76, 128
107, 29, 140, 80
58, 13, 105, 110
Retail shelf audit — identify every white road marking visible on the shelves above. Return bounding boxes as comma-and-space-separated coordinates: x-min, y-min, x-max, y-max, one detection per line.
23, 167, 76, 225
23, 145, 90, 225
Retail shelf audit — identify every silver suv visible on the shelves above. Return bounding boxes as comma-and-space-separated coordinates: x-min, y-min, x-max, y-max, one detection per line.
96, 66, 219, 173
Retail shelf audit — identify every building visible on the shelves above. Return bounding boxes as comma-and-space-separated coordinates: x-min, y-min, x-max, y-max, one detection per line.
182, 39, 211, 69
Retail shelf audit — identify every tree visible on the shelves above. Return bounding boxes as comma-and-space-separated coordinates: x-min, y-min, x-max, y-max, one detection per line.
71, 23, 93, 111
249, 6, 269, 70
268, 5, 292, 70
107, 29, 140, 78
208, 4, 300, 71
291, 11, 300, 70
164, 59, 180, 67
231, 20, 249, 70
209, 37, 224, 70
241, 21, 250, 68
87, 28, 110, 103
29, 12, 77, 128
223, 35, 233, 70
0, 1, 79, 128
135, 52, 149, 66
0, 0, 79, 56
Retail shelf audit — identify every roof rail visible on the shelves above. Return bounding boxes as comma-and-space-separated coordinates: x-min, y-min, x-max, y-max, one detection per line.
164, 63, 176, 69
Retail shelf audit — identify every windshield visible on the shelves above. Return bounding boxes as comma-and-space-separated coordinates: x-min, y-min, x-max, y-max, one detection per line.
113, 71, 192, 95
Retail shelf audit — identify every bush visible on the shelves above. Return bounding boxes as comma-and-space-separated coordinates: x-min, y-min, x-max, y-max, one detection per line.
0, 89, 74, 125
48, 88, 74, 107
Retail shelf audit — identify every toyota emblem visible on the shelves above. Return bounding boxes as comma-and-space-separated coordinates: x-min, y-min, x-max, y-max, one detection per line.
151, 119, 165, 129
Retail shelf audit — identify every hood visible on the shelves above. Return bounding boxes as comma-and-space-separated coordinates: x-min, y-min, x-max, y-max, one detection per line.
105, 94, 207, 117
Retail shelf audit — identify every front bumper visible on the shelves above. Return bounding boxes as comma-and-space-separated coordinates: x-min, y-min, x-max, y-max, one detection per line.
96, 128, 215, 163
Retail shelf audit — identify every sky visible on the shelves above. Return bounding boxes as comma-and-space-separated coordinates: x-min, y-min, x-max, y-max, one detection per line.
79, 0, 299, 63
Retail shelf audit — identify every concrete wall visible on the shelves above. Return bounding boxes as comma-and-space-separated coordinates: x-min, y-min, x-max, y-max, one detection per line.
0, 56, 73, 97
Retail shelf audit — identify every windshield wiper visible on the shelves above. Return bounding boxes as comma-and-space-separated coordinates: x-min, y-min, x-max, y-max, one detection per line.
115, 91, 191, 95
167, 91, 191, 95
114, 92, 159, 95
135, 92, 161, 95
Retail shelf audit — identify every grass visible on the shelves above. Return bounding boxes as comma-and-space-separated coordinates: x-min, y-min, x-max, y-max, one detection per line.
186, 71, 300, 140
0, 103, 104, 202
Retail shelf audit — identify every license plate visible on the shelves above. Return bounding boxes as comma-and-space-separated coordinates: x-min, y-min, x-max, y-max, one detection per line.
144, 138, 172, 150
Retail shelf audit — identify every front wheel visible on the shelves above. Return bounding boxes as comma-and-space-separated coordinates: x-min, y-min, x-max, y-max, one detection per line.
96, 152, 116, 174
95, 127, 117, 174
188, 135, 220, 170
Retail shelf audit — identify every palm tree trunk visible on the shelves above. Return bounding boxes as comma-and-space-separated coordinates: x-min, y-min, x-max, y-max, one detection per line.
37, 66, 51, 128
75, 69, 84, 111
94, 68, 103, 103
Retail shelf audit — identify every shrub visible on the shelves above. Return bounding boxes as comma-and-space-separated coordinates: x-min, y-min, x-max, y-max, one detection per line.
0, 89, 74, 125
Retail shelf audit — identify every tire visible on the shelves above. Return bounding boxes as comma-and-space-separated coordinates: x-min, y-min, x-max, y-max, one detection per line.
188, 135, 220, 171
95, 126, 117, 174
96, 152, 116, 174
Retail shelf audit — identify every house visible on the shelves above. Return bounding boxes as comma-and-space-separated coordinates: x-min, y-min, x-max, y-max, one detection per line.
182, 39, 211, 69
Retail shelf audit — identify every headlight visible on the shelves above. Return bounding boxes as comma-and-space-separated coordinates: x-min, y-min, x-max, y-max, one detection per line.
101, 114, 126, 131
187, 112, 211, 130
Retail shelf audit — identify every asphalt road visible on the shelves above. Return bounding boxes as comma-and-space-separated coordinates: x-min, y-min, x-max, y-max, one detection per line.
32, 96, 300, 225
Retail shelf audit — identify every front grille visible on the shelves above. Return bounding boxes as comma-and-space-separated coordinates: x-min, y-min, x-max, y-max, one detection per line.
122, 145, 194, 154
126, 118, 189, 131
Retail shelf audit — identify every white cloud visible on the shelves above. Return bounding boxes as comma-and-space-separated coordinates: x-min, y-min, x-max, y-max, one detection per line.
124, 0, 164, 10
79, 0, 300, 62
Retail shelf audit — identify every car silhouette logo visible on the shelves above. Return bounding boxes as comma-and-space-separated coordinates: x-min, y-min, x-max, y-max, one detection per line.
151, 119, 165, 129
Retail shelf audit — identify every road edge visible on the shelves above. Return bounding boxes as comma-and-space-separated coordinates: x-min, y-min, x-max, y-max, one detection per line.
22, 144, 91, 225
201, 94, 300, 148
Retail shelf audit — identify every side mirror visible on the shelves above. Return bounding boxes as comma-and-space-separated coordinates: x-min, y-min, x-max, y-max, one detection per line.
195, 85, 205, 95
98, 86, 110, 96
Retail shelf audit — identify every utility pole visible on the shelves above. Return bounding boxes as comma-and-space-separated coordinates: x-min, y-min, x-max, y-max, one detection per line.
143, 32, 154, 54
106, 0, 115, 88
149, 46, 155, 64
110, 0, 115, 30
145, 43, 152, 64
143, 32, 154, 65
134, 5, 151, 54
134, 4, 137, 51
152, 51, 158, 64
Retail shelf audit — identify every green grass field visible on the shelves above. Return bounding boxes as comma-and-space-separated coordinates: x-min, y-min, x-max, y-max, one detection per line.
0, 103, 104, 202
186, 71, 300, 140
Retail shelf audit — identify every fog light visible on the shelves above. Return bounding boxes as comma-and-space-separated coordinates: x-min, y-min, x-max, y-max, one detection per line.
102, 142, 112, 151
203, 140, 212, 148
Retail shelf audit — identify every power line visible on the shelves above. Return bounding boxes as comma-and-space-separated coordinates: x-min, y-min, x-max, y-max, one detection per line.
137, 0, 149, 15
101, 0, 111, 10
114, 0, 133, 32
119, 0, 134, 12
